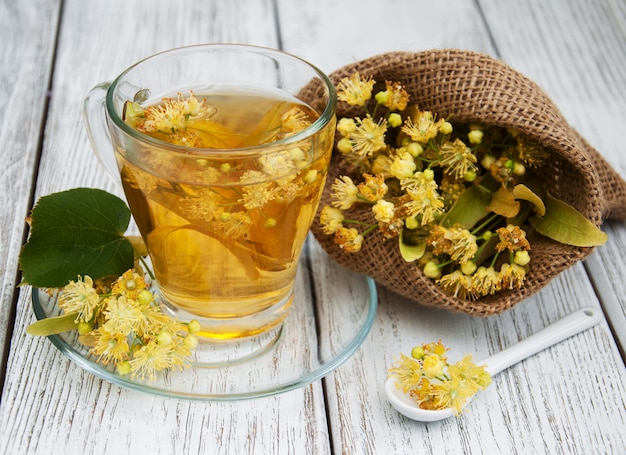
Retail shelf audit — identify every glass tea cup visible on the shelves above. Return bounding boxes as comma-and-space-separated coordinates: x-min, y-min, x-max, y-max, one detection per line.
84, 44, 336, 359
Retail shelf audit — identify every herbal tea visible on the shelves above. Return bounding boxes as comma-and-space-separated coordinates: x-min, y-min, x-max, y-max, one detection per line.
117, 89, 334, 339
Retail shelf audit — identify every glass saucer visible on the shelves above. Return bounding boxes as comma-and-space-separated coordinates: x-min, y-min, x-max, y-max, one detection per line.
31, 259, 377, 401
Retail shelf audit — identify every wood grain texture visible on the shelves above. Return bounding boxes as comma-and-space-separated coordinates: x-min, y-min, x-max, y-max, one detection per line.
0, 1, 330, 454
0, 0, 60, 379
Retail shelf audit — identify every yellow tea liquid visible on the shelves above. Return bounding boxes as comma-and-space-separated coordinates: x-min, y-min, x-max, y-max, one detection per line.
117, 88, 334, 339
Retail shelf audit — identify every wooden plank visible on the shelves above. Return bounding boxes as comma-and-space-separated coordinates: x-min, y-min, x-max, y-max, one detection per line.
0, 1, 332, 454
281, 0, 626, 453
0, 0, 60, 382
480, 0, 626, 356
276, 0, 495, 74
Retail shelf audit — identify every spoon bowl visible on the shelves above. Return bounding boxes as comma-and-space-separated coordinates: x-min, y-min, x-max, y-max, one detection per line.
386, 306, 603, 422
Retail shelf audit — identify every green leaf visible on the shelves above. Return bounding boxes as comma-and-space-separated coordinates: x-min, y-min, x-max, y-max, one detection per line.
529, 193, 608, 247
487, 186, 520, 218
513, 184, 546, 216
26, 312, 79, 336
442, 184, 492, 228
399, 232, 426, 262
19, 188, 135, 288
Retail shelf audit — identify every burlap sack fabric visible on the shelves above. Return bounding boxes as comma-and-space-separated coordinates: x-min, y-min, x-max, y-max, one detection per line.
303, 49, 626, 316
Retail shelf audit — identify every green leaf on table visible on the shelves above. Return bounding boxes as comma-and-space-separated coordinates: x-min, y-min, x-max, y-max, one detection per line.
529, 193, 608, 247
26, 312, 79, 336
19, 188, 135, 288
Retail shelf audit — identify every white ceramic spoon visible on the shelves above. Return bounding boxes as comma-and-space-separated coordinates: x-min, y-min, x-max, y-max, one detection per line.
385, 306, 602, 422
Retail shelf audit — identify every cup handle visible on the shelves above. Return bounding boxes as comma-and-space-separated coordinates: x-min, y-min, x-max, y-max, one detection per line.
83, 82, 122, 187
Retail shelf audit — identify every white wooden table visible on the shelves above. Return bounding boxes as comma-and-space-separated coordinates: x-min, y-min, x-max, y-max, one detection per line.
1, 0, 625, 454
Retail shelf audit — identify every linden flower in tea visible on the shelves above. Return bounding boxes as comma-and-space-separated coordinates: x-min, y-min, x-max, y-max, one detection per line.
388, 341, 491, 414
320, 72, 607, 300
117, 89, 334, 338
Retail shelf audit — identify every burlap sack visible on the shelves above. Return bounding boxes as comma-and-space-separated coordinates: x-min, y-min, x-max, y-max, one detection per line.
303, 49, 626, 316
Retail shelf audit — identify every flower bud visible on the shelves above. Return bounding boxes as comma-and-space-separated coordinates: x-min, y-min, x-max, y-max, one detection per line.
137, 289, 154, 306
513, 162, 526, 176
423, 260, 441, 279
187, 320, 202, 334
464, 170, 477, 182
468, 129, 484, 144
461, 261, 477, 275
406, 142, 423, 157
375, 91, 389, 105
411, 346, 425, 359
514, 250, 531, 266
184, 334, 199, 349
157, 330, 173, 345
116, 361, 131, 375
337, 137, 353, 154
337, 118, 357, 136
440, 121, 453, 135
388, 113, 403, 128
77, 321, 92, 336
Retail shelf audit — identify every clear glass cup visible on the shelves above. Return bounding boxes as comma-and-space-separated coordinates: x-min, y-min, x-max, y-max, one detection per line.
84, 44, 336, 360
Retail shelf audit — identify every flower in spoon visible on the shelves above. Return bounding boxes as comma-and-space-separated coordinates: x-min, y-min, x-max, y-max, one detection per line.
388, 341, 491, 415
386, 306, 602, 422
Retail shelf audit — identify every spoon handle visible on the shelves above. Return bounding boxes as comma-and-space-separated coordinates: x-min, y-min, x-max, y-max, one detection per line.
480, 306, 602, 376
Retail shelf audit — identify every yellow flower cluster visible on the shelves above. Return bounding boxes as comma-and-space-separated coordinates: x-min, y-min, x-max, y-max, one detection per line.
388, 341, 491, 414
320, 72, 553, 299
58, 269, 200, 380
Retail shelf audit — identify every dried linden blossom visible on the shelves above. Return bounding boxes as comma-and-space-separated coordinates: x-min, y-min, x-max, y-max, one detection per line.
55, 269, 201, 381
388, 341, 491, 414
123, 92, 319, 243
320, 72, 605, 300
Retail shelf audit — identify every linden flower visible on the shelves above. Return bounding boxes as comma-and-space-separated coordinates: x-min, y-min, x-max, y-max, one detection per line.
58, 276, 101, 323
496, 224, 531, 252
372, 199, 396, 223
401, 179, 445, 226
443, 227, 478, 265
347, 115, 388, 157
472, 266, 502, 296
378, 80, 410, 111
358, 173, 388, 202
389, 341, 491, 414
422, 353, 446, 378
430, 377, 477, 415
102, 295, 144, 335
401, 110, 445, 144
439, 139, 478, 180
449, 354, 492, 391
336, 72, 375, 106
139, 92, 215, 134
437, 270, 475, 299
390, 150, 417, 179
499, 263, 527, 290
90, 327, 130, 364
280, 107, 311, 134
389, 353, 424, 393
320, 206, 345, 234
259, 150, 297, 177
129, 341, 174, 381
331, 175, 359, 210
240, 171, 275, 209
111, 269, 146, 299
334, 227, 363, 253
